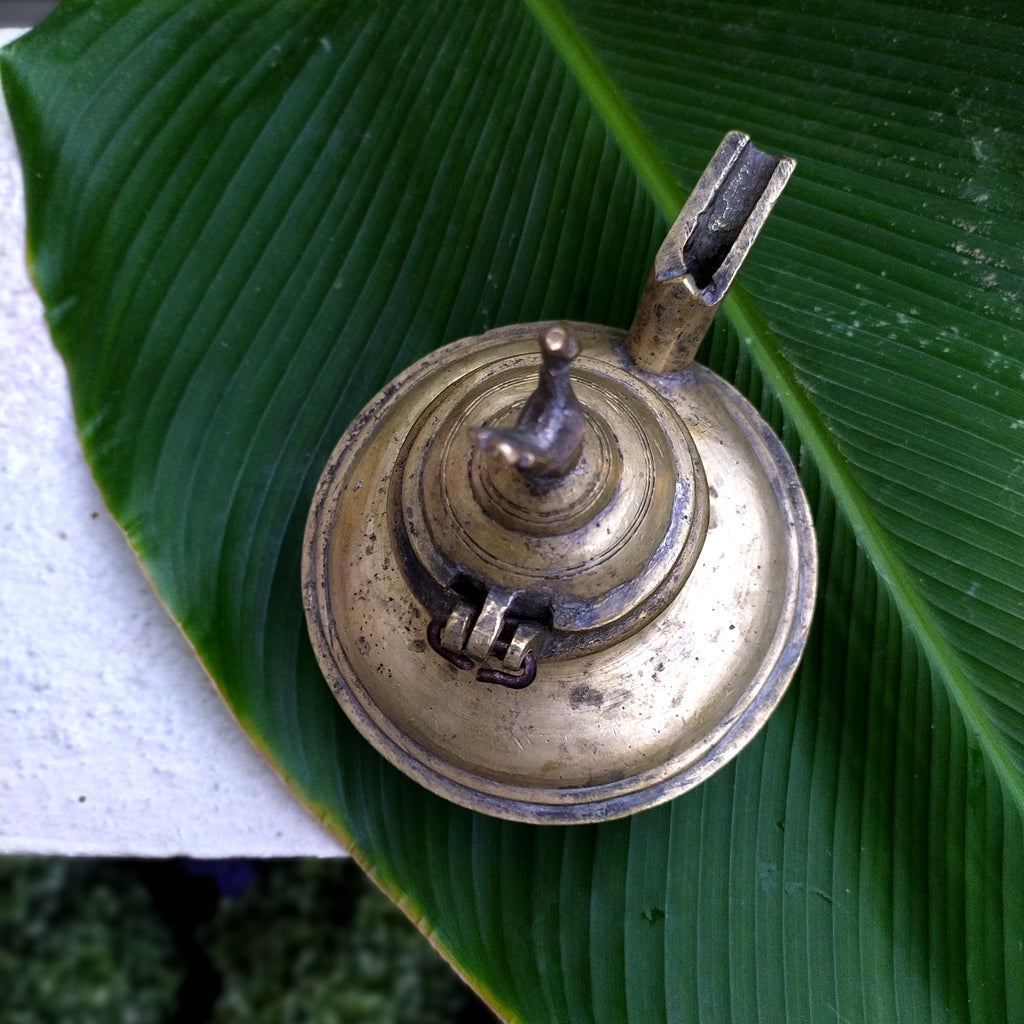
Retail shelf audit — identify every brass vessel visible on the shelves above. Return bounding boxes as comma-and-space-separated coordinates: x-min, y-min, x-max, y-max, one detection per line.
303, 132, 817, 823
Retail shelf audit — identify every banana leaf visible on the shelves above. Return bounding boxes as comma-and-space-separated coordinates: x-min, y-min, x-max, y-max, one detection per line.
2, 0, 1020, 1020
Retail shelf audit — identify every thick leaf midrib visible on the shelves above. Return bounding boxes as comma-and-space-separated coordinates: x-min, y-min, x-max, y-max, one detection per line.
523, 0, 1024, 813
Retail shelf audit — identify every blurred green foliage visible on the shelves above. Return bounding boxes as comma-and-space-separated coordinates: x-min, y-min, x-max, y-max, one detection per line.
0, 858, 491, 1023
0, 859, 181, 1023
205, 860, 483, 1024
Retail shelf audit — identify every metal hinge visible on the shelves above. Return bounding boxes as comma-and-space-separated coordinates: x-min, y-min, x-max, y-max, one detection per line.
427, 586, 542, 689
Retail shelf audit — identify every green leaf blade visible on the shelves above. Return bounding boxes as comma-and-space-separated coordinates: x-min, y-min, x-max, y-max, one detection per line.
3, 1, 1020, 1021
560, 0, 1024, 793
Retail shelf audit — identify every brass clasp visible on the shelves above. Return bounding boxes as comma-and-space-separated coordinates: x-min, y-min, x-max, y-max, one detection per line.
426, 588, 541, 689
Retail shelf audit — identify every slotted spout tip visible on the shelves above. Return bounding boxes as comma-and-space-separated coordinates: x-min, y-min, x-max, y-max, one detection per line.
626, 131, 795, 375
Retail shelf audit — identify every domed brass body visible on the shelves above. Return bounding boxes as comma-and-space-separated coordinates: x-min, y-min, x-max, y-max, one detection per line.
303, 132, 817, 823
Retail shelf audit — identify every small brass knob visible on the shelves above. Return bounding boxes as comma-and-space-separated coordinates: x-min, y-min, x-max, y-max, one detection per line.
303, 131, 816, 823
471, 323, 586, 479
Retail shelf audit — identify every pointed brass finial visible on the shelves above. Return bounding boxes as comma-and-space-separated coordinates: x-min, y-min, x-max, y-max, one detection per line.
470, 323, 586, 478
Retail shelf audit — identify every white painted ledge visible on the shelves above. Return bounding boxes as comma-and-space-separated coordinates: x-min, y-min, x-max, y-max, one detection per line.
0, 28, 344, 857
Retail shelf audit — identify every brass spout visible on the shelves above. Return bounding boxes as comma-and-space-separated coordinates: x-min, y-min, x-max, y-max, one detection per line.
626, 131, 795, 375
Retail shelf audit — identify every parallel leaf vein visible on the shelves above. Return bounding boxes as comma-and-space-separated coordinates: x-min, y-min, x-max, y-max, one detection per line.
523, 0, 1023, 811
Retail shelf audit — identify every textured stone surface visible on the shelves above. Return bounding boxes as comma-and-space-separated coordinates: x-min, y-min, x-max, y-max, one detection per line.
0, 30, 343, 856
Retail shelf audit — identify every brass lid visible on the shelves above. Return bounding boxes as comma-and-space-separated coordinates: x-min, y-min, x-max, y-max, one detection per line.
302, 132, 817, 823
396, 328, 709, 660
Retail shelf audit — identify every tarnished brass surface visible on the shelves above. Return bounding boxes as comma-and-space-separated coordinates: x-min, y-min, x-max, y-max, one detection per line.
303, 322, 816, 823
398, 325, 709, 661
302, 130, 813, 823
